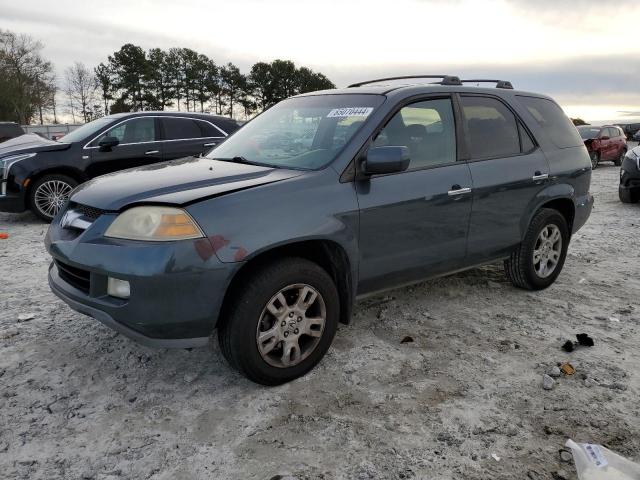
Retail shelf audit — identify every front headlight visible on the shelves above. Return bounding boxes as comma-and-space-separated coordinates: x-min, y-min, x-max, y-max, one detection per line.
0, 152, 37, 179
105, 206, 204, 241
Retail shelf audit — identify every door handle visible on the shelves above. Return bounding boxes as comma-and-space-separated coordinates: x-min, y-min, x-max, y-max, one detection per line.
532, 172, 549, 182
203, 142, 217, 147
447, 186, 472, 196
145, 150, 160, 155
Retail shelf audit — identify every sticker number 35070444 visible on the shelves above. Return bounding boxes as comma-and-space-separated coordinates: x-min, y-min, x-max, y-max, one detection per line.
327, 107, 374, 118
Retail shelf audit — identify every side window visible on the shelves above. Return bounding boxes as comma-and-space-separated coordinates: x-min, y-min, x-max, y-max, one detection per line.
162, 118, 203, 140
95, 117, 156, 145
516, 96, 583, 148
373, 98, 456, 169
460, 96, 520, 159
196, 120, 223, 138
519, 123, 536, 153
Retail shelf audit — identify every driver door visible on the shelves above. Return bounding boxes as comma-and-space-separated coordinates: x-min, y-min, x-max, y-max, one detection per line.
87, 117, 163, 178
356, 97, 473, 294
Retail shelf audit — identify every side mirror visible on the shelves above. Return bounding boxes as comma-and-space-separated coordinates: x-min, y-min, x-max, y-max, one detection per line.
98, 136, 120, 152
600, 135, 609, 141
362, 146, 410, 175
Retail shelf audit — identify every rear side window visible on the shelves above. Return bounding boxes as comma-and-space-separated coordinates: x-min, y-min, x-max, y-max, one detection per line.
197, 120, 223, 137
516, 96, 582, 148
162, 118, 204, 140
460, 96, 520, 159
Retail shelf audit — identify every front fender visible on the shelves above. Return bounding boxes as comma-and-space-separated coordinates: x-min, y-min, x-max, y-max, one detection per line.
185, 168, 360, 273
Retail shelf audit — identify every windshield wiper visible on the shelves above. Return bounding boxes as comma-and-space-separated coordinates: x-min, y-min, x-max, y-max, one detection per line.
212, 156, 276, 168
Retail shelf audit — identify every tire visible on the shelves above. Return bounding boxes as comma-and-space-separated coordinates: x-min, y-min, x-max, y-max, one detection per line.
589, 151, 599, 170
504, 208, 570, 290
614, 149, 626, 167
218, 258, 339, 385
619, 187, 639, 204
29, 174, 78, 222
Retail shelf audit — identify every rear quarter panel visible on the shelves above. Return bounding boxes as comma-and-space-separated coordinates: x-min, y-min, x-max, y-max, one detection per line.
507, 93, 592, 235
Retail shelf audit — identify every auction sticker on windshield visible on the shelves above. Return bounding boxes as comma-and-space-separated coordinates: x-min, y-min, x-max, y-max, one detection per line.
327, 107, 374, 118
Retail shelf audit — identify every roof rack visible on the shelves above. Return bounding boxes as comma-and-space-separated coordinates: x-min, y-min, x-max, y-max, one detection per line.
460, 79, 514, 89
348, 75, 462, 88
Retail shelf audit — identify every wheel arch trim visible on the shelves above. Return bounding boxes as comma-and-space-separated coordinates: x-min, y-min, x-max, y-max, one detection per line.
217, 237, 356, 328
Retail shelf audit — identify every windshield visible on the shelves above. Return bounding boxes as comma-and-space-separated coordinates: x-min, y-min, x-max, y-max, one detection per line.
58, 117, 115, 144
578, 127, 601, 139
207, 94, 385, 169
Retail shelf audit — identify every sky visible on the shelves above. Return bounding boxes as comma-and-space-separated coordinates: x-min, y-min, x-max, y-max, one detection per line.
3, 0, 640, 123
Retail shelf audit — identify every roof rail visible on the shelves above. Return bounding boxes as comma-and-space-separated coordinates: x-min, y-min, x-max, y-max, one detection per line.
348, 75, 462, 88
460, 79, 514, 89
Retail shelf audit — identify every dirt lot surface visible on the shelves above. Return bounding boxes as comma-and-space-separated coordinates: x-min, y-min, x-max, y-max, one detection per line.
1, 159, 639, 480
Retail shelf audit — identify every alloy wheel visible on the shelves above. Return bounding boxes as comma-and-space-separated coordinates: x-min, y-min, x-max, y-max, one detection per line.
256, 283, 326, 368
34, 180, 73, 218
533, 224, 562, 278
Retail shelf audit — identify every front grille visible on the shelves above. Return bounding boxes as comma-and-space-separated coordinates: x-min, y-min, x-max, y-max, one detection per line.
55, 260, 90, 293
73, 203, 105, 221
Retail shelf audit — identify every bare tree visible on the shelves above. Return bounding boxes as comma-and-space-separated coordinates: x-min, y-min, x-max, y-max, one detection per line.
0, 29, 55, 124
65, 61, 99, 122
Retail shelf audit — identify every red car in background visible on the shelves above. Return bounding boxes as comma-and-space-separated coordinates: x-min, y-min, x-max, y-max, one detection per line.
578, 125, 627, 169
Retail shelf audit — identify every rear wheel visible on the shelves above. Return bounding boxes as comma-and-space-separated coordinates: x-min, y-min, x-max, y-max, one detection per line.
589, 151, 599, 170
504, 208, 570, 290
29, 174, 78, 222
614, 148, 626, 167
218, 258, 339, 385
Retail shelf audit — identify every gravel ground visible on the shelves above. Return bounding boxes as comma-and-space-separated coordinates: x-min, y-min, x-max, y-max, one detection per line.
1, 159, 639, 480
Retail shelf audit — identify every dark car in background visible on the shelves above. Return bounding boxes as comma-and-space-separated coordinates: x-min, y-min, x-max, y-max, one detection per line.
46, 75, 593, 384
0, 122, 25, 143
619, 145, 640, 203
0, 112, 239, 221
577, 125, 627, 169
616, 123, 640, 141
633, 130, 640, 142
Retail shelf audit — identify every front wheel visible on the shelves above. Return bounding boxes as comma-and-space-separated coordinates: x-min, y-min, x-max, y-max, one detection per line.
619, 186, 639, 204
589, 151, 599, 170
29, 174, 78, 222
504, 208, 570, 290
218, 258, 339, 385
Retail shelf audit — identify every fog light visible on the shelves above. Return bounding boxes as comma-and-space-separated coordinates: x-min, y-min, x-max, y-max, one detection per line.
107, 277, 130, 299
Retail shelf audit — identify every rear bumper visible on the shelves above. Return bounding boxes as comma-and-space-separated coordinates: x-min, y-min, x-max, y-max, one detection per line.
573, 193, 594, 233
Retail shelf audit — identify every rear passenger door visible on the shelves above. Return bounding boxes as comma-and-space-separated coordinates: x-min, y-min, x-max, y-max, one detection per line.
599, 128, 612, 160
160, 117, 226, 161
356, 96, 473, 294
461, 95, 550, 262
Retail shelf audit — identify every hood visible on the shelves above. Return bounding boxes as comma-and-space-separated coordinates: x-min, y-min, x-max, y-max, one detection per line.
70, 156, 304, 211
0, 133, 71, 158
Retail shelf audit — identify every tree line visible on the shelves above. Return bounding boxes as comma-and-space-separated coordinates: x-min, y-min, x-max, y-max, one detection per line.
0, 30, 57, 124
0, 29, 336, 125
